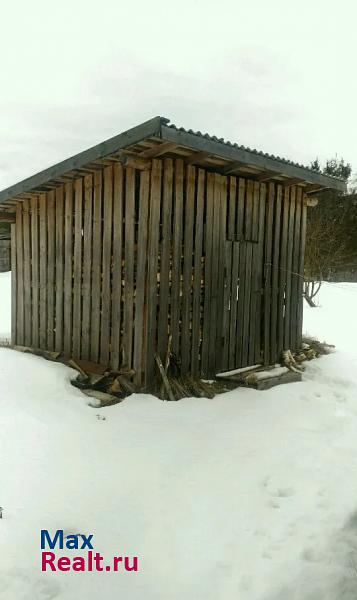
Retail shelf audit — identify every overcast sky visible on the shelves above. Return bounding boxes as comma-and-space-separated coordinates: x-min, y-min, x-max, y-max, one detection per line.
0, 0, 356, 189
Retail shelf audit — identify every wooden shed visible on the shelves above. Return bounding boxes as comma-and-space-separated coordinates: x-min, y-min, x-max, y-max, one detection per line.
0, 117, 345, 389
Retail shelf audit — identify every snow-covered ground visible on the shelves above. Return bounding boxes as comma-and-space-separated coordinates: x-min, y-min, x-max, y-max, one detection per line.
1, 273, 357, 600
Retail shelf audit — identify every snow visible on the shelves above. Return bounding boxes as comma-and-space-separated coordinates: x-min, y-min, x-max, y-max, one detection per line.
1, 274, 357, 599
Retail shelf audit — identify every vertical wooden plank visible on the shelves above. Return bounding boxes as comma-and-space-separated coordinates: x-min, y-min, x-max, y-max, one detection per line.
290, 187, 302, 350
81, 175, 93, 360
157, 159, 174, 361
64, 182, 73, 356
228, 242, 240, 369
171, 160, 184, 358
100, 166, 113, 366
207, 173, 222, 375
263, 183, 275, 365
72, 178, 83, 358
181, 165, 195, 374
236, 178, 245, 240
227, 176, 236, 240
254, 183, 267, 363
201, 173, 214, 376
248, 182, 263, 364
284, 186, 296, 350
145, 159, 162, 385
215, 176, 228, 373
296, 196, 307, 348
39, 194, 47, 349
241, 180, 254, 366
90, 171, 103, 363
133, 170, 150, 387
221, 241, 233, 371
269, 185, 282, 363
111, 164, 124, 370
235, 179, 247, 367
31, 196, 39, 348
46, 191, 55, 350
277, 187, 290, 355
11, 223, 17, 345
55, 187, 64, 352
16, 205, 24, 346
22, 201, 32, 347
191, 168, 205, 375
122, 167, 135, 368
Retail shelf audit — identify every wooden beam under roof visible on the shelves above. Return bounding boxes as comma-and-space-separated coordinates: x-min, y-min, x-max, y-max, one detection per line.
184, 150, 212, 165
138, 141, 177, 159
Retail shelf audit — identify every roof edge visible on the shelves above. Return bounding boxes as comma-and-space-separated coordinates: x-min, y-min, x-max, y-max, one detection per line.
0, 116, 163, 205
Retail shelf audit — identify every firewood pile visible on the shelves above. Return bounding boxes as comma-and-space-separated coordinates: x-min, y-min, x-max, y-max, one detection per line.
4, 335, 335, 403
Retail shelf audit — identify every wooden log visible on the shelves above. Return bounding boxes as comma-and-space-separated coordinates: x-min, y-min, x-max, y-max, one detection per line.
155, 353, 175, 401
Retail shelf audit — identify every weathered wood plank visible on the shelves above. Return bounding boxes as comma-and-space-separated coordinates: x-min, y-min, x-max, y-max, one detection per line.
235, 179, 247, 367
254, 183, 266, 363
30, 196, 39, 348
145, 159, 162, 384
55, 187, 64, 352
227, 176, 236, 240
241, 180, 254, 366
100, 166, 113, 366
270, 184, 282, 363
236, 178, 245, 241
157, 159, 174, 361
296, 197, 307, 348
207, 174, 221, 375
39, 194, 47, 349
191, 168, 205, 375
249, 182, 264, 364
46, 191, 55, 350
228, 241, 240, 370
201, 172, 215, 376
11, 222, 17, 344
215, 175, 228, 373
22, 200, 32, 347
90, 171, 103, 363
133, 170, 150, 387
64, 182, 74, 356
110, 163, 124, 370
277, 187, 290, 355
181, 165, 195, 374
263, 183, 275, 365
81, 175, 93, 360
284, 186, 296, 350
171, 160, 184, 358
73, 178, 83, 358
290, 187, 302, 350
122, 166, 135, 368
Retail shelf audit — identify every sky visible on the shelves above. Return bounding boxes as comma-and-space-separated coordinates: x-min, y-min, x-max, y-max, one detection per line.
0, 0, 356, 190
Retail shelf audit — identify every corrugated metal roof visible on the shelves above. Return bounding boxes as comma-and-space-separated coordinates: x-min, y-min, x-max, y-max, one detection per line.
0, 115, 346, 206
